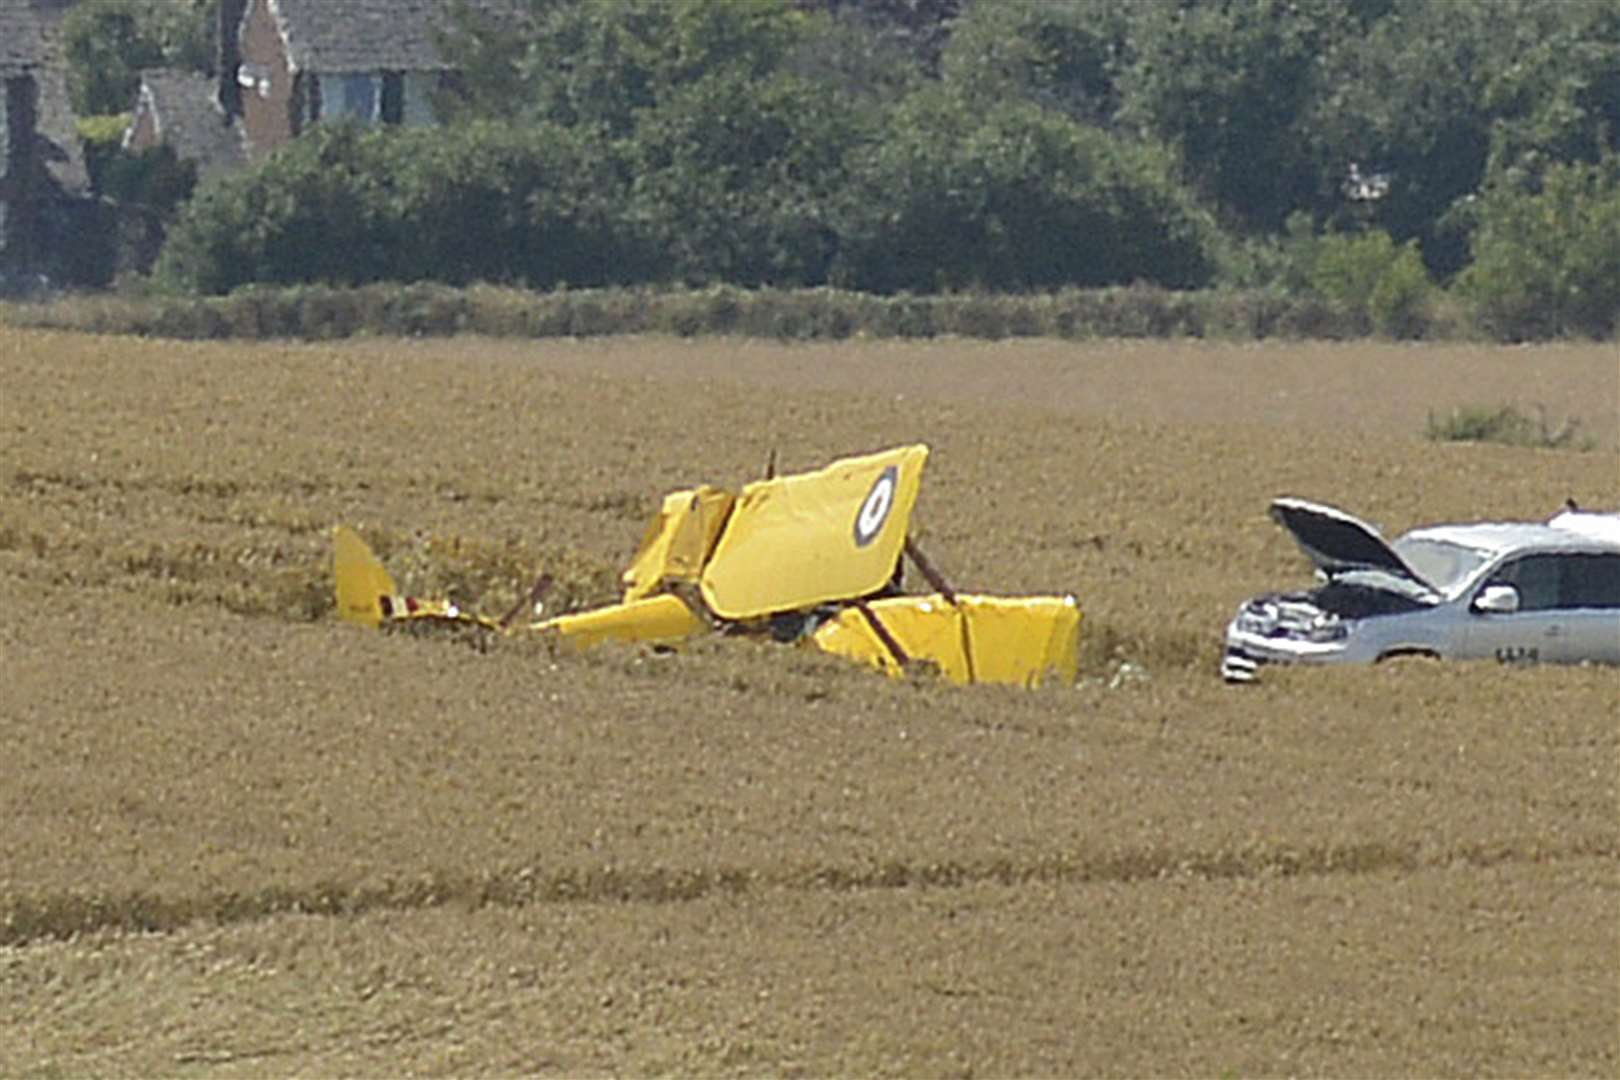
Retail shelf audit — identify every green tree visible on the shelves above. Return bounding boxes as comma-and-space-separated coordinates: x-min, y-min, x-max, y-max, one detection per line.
836, 89, 1216, 293
1307, 228, 1432, 337
157, 121, 644, 294
439, 0, 814, 135
626, 70, 869, 286
387, 121, 640, 288
791, 0, 960, 74
60, 0, 214, 116
780, 4, 926, 104
1458, 157, 1620, 341
1115, 0, 1359, 234
1367, 242, 1432, 339
156, 124, 401, 293
1476, 0, 1620, 188
940, 0, 1135, 127
1305, 0, 1620, 279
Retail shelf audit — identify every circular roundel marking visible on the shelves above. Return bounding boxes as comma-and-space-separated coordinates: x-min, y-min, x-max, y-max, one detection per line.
854, 465, 899, 548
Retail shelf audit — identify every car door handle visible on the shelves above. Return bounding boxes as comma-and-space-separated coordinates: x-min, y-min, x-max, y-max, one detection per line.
1545, 624, 1564, 637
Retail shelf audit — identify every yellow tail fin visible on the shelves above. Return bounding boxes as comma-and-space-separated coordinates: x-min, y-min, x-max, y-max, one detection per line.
333, 526, 399, 628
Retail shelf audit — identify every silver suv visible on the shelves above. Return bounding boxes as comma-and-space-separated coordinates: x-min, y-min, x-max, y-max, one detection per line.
1222, 499, 1620, 683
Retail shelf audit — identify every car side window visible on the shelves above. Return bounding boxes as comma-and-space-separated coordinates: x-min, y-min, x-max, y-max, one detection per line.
1486, 554, 1561, 611
1559, 553, 1620, 609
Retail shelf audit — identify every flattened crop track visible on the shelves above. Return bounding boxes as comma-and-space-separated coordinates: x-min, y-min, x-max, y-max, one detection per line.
7, 836, 1614, 948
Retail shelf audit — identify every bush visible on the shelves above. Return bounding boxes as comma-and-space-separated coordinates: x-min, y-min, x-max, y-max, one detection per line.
155, 123, 643, 295
625, 71, 864, 288
1297, 228, 1435, 338
1310, 230, 1395, 320
1367, 243, 1433, 339
1283, 229, 1438, 340
834, 90, 1218, 294
1425, 404, 1593, 451
2, 282, 1435, 344
1458, 159, 1620, 341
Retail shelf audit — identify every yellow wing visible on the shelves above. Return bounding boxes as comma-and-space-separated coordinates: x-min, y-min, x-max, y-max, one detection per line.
538, 593, 706, 651
955, 594, 1080, 687
811, 593, 1080, 688
699, 445, 928, 620
621, 485, 735, 603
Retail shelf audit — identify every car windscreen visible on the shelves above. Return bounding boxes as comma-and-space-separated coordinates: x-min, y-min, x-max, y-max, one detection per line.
1390, 537, 1491, 595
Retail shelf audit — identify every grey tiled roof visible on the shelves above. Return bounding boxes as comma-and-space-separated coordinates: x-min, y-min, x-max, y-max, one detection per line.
133, 69, 247, 180
0, 0, 86, 191
272, 0, 519, 73
0, 0, 50, 72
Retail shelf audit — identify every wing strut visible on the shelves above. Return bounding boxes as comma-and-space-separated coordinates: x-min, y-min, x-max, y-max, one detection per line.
904, 537, 958, 606
499, 572, 554, 629
903, 537, 976, 682
854, 600, 910, 670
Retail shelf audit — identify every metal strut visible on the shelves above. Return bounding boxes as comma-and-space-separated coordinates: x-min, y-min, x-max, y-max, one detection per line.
854, 600, 909, 670
499, 571, 554, 629
905, 536, 976, 683
903, 537, 958, 606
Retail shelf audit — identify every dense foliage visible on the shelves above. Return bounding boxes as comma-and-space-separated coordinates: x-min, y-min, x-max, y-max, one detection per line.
153, 102, 1217, 298
80, 0, 1620, 339
60, 0, 214, 117
1458, 159, 1620, 341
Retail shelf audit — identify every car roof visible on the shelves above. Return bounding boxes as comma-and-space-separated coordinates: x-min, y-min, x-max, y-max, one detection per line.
1547, 510, 1620, 546
1402, 513, 1620, 557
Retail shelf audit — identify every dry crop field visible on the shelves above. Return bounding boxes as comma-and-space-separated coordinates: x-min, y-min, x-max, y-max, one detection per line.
1, 328, 1616, 1077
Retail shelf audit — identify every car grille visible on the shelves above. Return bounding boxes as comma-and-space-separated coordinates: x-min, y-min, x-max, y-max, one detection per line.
1221, 647, 1260, 683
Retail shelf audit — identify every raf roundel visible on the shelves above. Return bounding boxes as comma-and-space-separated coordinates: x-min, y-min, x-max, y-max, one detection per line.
853, 465, 899, 548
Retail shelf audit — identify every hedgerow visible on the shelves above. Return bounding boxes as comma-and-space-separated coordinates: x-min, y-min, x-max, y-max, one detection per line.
3, 282, 1374, 342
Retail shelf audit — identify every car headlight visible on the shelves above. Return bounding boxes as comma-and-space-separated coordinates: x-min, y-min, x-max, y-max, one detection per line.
1302, 617, 1348, 643
1234, 603, 1278, 636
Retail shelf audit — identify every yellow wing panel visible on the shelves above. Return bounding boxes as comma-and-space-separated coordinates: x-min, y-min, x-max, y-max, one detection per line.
700, 445, 928, 620
621, 486, 735, 603
958, 595, 1081, 687
808, 610, 901, 677
809, 597, 968, 681
812, 593, 1080, 687
539, 593, 706, 652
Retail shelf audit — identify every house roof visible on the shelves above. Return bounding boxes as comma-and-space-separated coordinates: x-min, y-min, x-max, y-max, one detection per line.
0, 0, 87, 192
269, 0, 520, 74
129, 69, 248, 180
0, 0, 50, 73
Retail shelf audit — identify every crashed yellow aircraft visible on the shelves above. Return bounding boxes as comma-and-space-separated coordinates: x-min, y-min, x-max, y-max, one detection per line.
335, 444, 1079, 688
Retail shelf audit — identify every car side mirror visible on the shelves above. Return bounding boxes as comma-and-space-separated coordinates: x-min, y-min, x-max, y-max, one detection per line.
1473, 584, 1520, 614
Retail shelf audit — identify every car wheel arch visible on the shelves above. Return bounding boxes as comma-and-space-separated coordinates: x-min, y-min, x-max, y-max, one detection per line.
1375, 647, 1441, 663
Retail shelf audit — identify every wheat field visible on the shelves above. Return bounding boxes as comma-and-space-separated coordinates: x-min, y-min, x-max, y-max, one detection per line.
1, 328, 1616, 1076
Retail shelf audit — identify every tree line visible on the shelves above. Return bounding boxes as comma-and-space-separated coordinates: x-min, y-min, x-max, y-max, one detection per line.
68, 0, 1620, 340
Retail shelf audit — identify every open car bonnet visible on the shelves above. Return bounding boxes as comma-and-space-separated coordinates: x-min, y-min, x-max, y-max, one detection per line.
1269, 497, 1433, 588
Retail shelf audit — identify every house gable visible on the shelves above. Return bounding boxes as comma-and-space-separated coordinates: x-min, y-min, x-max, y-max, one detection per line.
123, 69, 247, 181
237, 0, 301, 159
